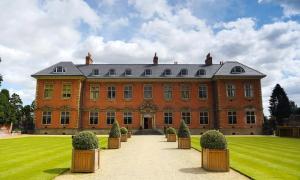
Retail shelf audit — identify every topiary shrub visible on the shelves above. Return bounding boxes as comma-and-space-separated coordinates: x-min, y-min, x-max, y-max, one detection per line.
200, 130, 227, 149
72, 131, 99, 150
178, 120, 191, 138
166, 127, 176, 134
109, 120, 121, 138
120, 127, 128, 134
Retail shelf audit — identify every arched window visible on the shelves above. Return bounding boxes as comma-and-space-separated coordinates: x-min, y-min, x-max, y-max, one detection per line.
53, 66, 66, 73
179, 68, 188, 76
109, 69, 116, 76
196, 69, 206, 76
164, 69, 172, 76
231, 66, 245, 74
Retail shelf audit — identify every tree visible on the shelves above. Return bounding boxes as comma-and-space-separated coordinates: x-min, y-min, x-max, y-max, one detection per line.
21, 104, 34, 133
262, 116, 274, 135
290, 101, 300, 114
0, 89, 11, 124
269, 84, 291, 126
10, 93, 23, 129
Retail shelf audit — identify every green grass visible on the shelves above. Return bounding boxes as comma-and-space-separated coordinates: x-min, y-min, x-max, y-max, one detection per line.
191, 136, 300, 179
0, 136, 108, 180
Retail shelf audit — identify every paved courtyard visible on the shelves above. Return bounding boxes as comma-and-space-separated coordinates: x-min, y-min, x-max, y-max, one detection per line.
56, 135, 248, 180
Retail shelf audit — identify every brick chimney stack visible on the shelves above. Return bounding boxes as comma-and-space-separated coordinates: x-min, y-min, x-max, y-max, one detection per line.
153, 52, 158, 64
205, 53, 212, 66
85, 52, 93, 65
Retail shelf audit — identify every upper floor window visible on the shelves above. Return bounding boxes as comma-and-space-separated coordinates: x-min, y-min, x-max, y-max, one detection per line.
42, 111, 51, 125
179, 69, 188, 76
163, 84, 172, 100
231, 66, 245, 74
123, 112, 132, 124
44, 84, 53, 99
89, 111, 98, 125
246, 111, 256, 124
124, 85, 133, 99
196, 69, 206, 76
145, 69, 152, 76
53, 66, 66, 73
164, 69, 172, 76
144, 84, 152, 99
181, 111, 191, 125
226, 84, 236, 97
244, 83, 253, 98
125, 69, 132, 76
198, 84, 207, 99
107, 111, 115, 124
164, 111, 173, 124
109, 69, 116, 76
107, 86, 116, 100
60, 111, 70, 125
199, 111, 209, 124
62, 83, 72, 98
181, 84, 190, 99
228, 111, 237, 124
90, 85, 99, 100
92, 69, 99, 76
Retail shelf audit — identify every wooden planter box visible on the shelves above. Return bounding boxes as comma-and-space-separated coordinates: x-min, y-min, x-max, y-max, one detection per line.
167, 134, 176, 142
108, 137, 121, 149
71, 149, 99, 173
127, 131, 132, 138
178, 138, 191, 149
121, 134, 128, 142
201, 148, 229, 172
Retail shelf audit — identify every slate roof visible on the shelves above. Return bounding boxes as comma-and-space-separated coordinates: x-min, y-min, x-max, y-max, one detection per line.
32, 61, 265, 79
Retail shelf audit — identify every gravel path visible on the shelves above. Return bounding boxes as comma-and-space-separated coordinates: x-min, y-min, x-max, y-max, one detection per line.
56, 135, 248, 180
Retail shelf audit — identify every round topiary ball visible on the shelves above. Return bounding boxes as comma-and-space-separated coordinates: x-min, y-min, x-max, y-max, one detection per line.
72, 131, 99, 150
166, 127, 176, 134
178, 120, 191, 138
200, 130, 227, 149
109, 120, 121, 138
120, 127, 128, 134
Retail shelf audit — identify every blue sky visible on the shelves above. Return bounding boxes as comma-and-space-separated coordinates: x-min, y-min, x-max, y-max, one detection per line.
0, 0, 300, 115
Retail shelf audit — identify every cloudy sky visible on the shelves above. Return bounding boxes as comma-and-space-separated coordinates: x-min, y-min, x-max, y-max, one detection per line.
0, 0, 300, 115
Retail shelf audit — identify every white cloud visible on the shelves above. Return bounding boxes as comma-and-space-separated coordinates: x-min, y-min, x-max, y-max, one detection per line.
259, 0, 300, 17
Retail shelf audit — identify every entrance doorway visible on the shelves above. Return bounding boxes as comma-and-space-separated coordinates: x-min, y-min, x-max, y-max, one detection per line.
143, 117, 152, 129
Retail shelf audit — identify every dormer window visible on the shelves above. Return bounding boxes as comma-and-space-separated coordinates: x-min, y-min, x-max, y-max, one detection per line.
231, 66, 245, 74
53, 66, 66, 73
196, 69, 206, 76
92, 69, 99, 76
164, 69, 172, 76
145, 69, 152, 76
125, 69, 132, 76
179, 69, 188, 76
109, 69, 116, 76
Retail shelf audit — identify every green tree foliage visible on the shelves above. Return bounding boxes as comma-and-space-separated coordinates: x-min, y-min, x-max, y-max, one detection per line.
200, 130, 227, 149
262, 116, 274, 135
10, 93, 23, 128
0, 89, 11, 124
109, 120, 121, 138
290, 101, 300, 114
21, 104, 34, 133
269, 84, 291, 125
120, 127, 128, 134
177, 120, 191, 138
166, 127, 176, 134
72, 131, 99, 150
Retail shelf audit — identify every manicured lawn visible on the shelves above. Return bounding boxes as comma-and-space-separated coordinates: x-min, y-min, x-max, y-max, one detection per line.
191, 136, 300, 179
0, 136, 108, 180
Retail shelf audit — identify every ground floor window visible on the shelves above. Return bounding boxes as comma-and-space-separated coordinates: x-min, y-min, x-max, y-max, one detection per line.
199, 111, 209, 124
246, 111, 256, 124
60, 111, 70, 125
181, 111, 191, 124
107, 111, 115, 124
42, 111, 51, 125
164, 112, 172, 124
123, 112, 132, 124
90, 111, 98, 125
228, 111, 237, 124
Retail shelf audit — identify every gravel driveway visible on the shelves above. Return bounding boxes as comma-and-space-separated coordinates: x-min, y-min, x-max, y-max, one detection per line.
56, 135, 248, 180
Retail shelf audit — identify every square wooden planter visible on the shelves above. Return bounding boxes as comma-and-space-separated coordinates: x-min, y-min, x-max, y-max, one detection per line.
121, 134, 128, 142
108, 137, 121, 149
71, 149, 99, 173
178, 138, 191, 149
201, 148, 229, 172
167, 134, 176, 142
127, 131, 132, 138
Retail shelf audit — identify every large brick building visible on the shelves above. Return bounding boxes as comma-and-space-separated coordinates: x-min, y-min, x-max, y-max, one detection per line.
32, 53, 265, 135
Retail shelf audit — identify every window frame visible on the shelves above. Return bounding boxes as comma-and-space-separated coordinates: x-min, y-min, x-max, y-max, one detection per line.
107, 85, 116, 100
144, 84, 153, 99
228, 111, 237, 124
164, 111, 173, 125
198, 84, 208, 99
125, 69, 132, 76
226, 84, 236, 98
231, 66, 245, 74
53, 66, 66, 73
60, 111, 70, 125
199, 111, 209, 125
180, 69, 188, 76
42, 111, 52, 125
124, 85, 133, 100
244, 83, 253, 98
181, 111, 191, 125
109, 69, 116, 76
123, 111, 133, 124
89, 111, 99, 125
181, 84, 191, 100
163, 84, 172, 100
62, 83, 72, 99
246, 111, 256, 124
44, 83, 54, 99
164, 69, 172, 76
145, 69, 152, 76
90, 84, 100, 100
106, 111, 115, 125
196, 69, 206, 76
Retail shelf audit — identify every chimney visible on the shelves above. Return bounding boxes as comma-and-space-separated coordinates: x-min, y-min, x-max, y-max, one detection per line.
85, 52, 93, 65
153, 52, 158, 64
205, 53, 212, 66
